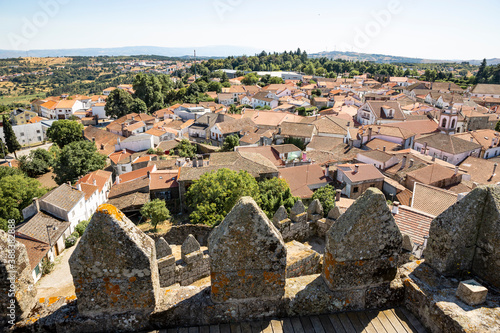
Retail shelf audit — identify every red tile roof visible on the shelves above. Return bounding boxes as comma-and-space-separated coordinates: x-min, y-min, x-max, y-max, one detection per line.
117, 165, 156, 184
393, 205, 434, 246
279, 164, 330, 199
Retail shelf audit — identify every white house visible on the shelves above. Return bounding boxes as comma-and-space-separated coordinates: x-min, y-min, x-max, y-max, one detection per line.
471, 84, 500, 99
75, 170, 113, 214
173, 105, 211, 121
251, 92, 279, 109
115, 134, 154, 152
413, 133, 482, 165
356, 150, 400, 170
356, 101, 406, 125
0, 122, 45, 147
91, 103, 107, 119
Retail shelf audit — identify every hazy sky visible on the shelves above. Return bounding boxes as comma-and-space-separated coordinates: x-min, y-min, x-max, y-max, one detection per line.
0, 0, 499, 60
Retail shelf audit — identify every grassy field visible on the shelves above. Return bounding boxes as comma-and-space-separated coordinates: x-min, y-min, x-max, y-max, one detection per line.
20, 57, 72, 66
0, 93, 46, 105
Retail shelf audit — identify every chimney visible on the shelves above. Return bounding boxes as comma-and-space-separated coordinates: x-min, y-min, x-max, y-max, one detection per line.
423, 235, 429, 250
116, 176, 120, 184
454, 166, 459, 175
402, 156, 407, 169
377, 126, 381, 134
368, 127, 373, 142
422, 142, 428, 154
470, 137, 474, 143
347, 121, 350, 127
93, 179, 97, 186
76, 183, 82, 191
409, 159, 414, 168
117, 138, 121, 145
100, 143, 105, 150
492, 138, 496, 148
383, 146, 386, 152
354, 164, 359, 174
32, 198, 39, 214
131, 116, 135, 121
493, 163, 498, 177
67, 181, 71, 187
147, 171, 151, 179
7, 161, 12, 168
92, 137, 96, 142
335, 191, 341, 202
392, 201, 400, 214
122, 149, 126, 154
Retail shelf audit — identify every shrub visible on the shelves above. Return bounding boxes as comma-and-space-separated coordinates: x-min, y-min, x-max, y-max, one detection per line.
65, 235, 78, 248
41, 258, 55, 275
75, 219, 89, 236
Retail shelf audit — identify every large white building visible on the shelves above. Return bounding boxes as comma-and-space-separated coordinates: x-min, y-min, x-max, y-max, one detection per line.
0, 122, 45, 147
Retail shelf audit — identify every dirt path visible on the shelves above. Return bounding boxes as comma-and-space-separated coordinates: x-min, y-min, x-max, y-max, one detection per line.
36, 239, 78, 301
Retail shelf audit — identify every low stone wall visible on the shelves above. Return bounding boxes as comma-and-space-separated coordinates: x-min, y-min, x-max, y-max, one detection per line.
285, 241, 321, 278
157, 235, 210, 288
154, 224, 212, 246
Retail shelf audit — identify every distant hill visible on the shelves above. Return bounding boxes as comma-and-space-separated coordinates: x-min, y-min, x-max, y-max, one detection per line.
0, 45, 262, 59
0, 46, 498, 65
309, 50, 500, 65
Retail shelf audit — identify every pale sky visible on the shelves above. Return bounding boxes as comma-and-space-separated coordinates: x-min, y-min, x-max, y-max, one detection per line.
0, 0, 499, 60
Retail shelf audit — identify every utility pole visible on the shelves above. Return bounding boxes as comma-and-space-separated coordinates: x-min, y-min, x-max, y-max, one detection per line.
194, 50, 197, 79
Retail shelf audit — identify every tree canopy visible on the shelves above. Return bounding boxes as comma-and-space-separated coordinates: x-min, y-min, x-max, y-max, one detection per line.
258, 178, 297, 218
175, 139, 197, 158
186, 168, 260, 226
46, 119, 84, 148
311, 185, 336, 217
140, 199, 171, 232
105, 88, 135, 118
221, 134, 239, 152
53, 140, 106, 184
18, 148, 54, 177
0, 168, 48, 231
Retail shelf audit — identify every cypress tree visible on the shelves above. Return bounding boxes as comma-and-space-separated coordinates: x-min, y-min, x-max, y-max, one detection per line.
2, 115, 21, 159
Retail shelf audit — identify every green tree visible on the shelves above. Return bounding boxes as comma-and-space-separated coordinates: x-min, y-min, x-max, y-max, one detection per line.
131, 98, 147, 114
46, 120, 84, 148
53, 140, 106, 184
268, 76, 284, 84
105, 88, 134, 118
2, 115, 21, 159
241, 73, 260, 85
496, 120, 500, 132
18, 148, 54, 177
476, 58, 487, 83
186, 168, 260, 226
140, 199, 171, 232
207, 81, 222, 93
312, 185, 336, 217
221, 134, 239, 152
258, 178, 297, 218
0, 173, 47, 231
175, 139, 197, 158
133, 73, 165, 111
284, 137, 305, 150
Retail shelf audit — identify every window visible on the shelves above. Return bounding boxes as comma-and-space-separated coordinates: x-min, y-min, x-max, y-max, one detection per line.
37, 136, 42, 141
450, 119, 456, 129
121, 166, 126, 172
20, 132, 25, 136
441, 118, 447, 128
37, 130, 40, 133
34, 264, 40, 276
443, 156, 448, 162
353, 187, 359, 193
